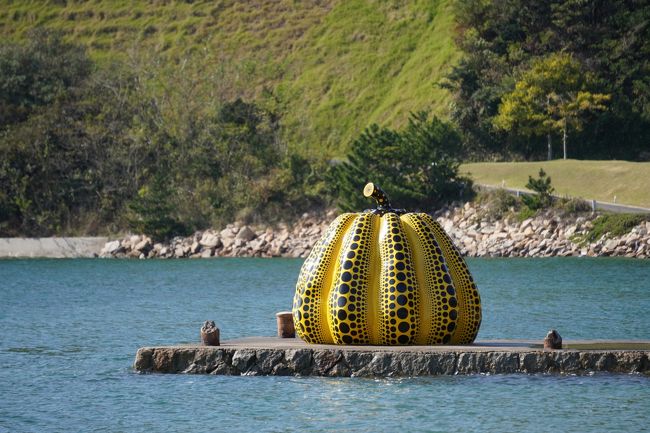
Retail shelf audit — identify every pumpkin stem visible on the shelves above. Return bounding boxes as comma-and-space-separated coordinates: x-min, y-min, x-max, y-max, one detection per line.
363, 182, 391, 208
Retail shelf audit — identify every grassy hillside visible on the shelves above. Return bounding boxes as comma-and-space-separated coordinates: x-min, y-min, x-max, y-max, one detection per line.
461, 160, 650, 209
0, 0, 458, 156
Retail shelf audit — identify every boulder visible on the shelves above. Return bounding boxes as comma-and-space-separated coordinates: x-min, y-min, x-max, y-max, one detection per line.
200, 233, 221, 248
220, 228, 236, 239
134, 238, 152, 253
235, 226, 257, 242
102, 240, 121, 255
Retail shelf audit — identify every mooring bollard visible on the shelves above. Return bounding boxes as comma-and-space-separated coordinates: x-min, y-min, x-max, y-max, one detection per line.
276, 311, 295, 338
200, 320, 220, 346
544, 329, 562, 350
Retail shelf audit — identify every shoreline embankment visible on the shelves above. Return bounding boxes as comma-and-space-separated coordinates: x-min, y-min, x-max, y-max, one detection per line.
3, 203, 650, 259
101, 203, 650, 260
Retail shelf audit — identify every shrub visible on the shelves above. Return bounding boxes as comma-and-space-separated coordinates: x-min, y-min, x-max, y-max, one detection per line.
476, 188, 520, 220
517, 206, 536, 222
581, 213, 647, 243
330, 112, 472, 212
127, 176, 189, 241
556, 197, 592, 214
522, 168, 554, 210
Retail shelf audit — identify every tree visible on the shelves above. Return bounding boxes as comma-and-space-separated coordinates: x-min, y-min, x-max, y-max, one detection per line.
331, 113, 471, 212
0, 28, 91, 129
494, 53, 609, 159
127, 174, 188, 241
446, 0, 649, 160
522, 169, 554, 210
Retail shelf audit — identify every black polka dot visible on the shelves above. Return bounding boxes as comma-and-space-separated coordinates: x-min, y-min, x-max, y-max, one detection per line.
396, 308, 408, 319
398, 322, 409, 332
396, 295, 407, 306
337, 297, 347, 307
337, 310, 347, 321
339, 323, 350, 333
397, 335, 409, 344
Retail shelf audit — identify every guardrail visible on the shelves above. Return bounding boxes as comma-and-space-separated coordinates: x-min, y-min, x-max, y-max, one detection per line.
476, 184, 650, 214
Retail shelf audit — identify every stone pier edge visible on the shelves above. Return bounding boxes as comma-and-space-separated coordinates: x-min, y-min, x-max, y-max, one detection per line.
134, 346, 650, 377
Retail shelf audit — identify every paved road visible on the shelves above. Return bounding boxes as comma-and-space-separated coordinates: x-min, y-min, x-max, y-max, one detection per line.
477, 184, 650, 214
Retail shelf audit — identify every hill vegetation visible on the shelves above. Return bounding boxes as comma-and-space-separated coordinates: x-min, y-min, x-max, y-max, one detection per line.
445, 0, 650, 161
1, 0, 649, 239
0, 0, 458, 155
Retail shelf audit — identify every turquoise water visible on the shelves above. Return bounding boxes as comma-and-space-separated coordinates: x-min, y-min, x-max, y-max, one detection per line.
1, 257, 649, 432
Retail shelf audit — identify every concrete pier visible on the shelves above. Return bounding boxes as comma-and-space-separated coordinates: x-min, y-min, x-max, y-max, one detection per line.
134, 337, 650, 376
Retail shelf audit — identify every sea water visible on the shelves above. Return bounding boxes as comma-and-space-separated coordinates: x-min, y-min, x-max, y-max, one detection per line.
1, 258, 649, 432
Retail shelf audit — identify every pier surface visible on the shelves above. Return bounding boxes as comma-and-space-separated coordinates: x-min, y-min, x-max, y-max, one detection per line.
134, 337, 650, 376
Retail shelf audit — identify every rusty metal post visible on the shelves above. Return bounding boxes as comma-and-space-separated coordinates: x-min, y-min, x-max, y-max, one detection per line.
276, 311, 295, 338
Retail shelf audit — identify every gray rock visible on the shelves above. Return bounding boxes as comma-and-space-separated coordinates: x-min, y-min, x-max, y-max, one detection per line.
102, 240, 121, 255
285, 349, 314, 374
134, 238, 152, 253
251, 349, 285, 375
344, 351, 374, 377
200, 233, 222, 248
219, 228, 235, 239
232, 349, 257, 374
312, 350, 342, 375
236, 226, 257, 241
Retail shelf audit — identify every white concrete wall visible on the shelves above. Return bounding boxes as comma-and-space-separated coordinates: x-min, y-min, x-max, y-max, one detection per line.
0, 237, 109, 258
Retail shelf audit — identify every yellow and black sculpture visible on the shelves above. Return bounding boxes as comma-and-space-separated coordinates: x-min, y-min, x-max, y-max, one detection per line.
292, 183, 481, 345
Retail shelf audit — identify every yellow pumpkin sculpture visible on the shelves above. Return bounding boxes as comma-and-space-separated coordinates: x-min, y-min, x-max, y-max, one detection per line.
292, 183, 481, 345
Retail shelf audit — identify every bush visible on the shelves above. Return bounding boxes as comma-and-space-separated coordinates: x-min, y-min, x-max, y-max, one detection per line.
330, 112, 472, 212
581, 213, 647, 243
522, 168, 554, 210
556, 197, 592, 214
476, 188, 519, 220
517, 206, 536, 222
0, 28, 91, 129
127, 175, 189, 241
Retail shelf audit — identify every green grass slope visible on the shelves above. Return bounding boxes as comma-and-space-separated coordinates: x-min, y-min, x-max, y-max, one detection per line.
461, 160, 650, 209
278, 0, 458, 155
0, 0, 458, 157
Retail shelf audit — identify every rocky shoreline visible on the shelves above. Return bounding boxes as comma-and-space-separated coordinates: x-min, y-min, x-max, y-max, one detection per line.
100, 203, 650, 260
